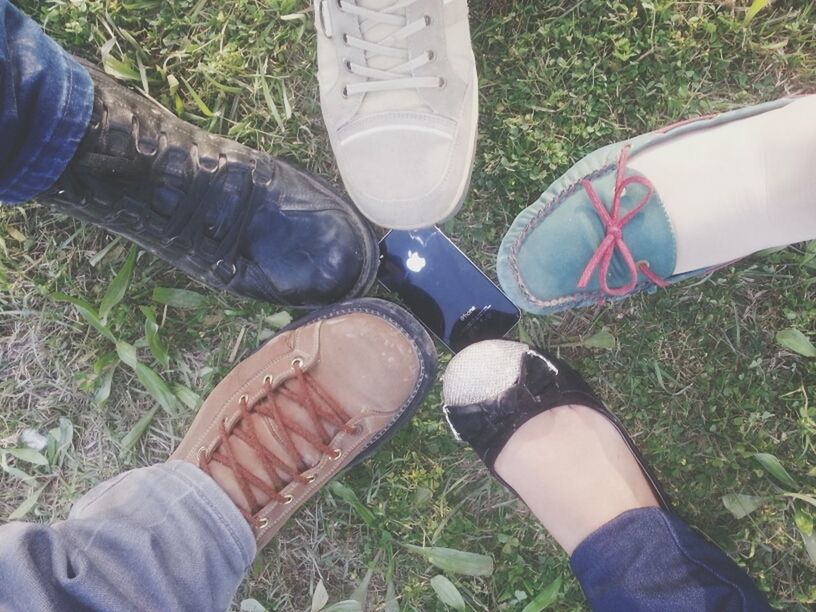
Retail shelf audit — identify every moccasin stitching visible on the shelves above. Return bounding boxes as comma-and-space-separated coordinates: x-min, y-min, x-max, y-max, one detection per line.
506, 150, 685, 310
504, 106, 766, 310
507, 162, 615, 308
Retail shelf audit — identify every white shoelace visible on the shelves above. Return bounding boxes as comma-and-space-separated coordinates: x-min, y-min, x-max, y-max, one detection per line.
336, 0, 443, 96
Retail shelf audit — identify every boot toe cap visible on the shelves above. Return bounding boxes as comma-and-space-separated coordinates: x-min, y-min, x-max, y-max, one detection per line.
237, 204, 374, 306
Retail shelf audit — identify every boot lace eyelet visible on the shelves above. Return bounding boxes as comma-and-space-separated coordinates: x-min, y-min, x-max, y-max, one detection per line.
215, 259, 237, 276
329, 448, 343, 461
283, 494, 294, 505
256, 517, 269, 529
291, 358, 304, 369
305, 474, 316, 483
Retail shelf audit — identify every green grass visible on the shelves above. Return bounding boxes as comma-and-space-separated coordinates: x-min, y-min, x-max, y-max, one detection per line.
1, 0, 816, 610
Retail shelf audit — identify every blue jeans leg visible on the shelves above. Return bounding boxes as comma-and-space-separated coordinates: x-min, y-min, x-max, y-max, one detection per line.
0, 461, 256, 611
571, 507, 771, 611
0, 0, 93, 205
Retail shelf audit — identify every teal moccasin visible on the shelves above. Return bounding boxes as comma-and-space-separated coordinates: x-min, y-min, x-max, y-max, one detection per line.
496, 98, 796, 316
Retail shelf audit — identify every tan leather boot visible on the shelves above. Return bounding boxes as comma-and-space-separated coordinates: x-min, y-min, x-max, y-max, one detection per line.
172, 298, 437, 549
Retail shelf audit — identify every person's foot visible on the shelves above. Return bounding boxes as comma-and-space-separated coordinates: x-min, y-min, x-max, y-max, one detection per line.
497, 95, 816, 315
41, 61, 379, 307
314, 0, 479, 229
171, 298, 437, 549
441, 340, 667, 554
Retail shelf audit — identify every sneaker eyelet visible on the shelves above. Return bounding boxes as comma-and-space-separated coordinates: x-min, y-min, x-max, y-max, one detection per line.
291, 358, 304, 369
342, 33, 349, 44
424, 15, 432, 26
343, 59, 352, 72
341, 85, 349, 98
256, 517, 270, 529
329, 448, 343, 461
437, 77, 446, 89
283, 494, 295, 505
427, 50, 436, 62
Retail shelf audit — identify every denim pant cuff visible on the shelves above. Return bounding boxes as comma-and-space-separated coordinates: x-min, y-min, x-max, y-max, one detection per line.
570, 506, 770, 611
68, 460, 258, 569
0, 460, 257, 610
2, 48, 92, 203
148, 460, 258, 566
168, 460, 258, 566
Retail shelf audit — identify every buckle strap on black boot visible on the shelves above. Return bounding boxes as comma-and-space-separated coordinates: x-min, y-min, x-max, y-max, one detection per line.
42, 59, 379, 307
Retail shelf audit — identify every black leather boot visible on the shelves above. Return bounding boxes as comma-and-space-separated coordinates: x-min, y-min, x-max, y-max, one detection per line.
41, 61, 379, 307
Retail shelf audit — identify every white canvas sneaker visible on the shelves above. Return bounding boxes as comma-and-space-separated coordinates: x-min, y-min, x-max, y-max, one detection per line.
314, 0, 479, 229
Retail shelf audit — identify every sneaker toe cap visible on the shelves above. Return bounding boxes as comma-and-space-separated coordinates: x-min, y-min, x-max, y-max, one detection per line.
336, 114, 472, 229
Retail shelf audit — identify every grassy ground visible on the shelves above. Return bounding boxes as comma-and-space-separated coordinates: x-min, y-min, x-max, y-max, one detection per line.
1, 0, 815, 610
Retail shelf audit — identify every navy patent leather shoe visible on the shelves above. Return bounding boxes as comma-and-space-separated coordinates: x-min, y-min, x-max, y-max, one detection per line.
441, 339, 671, 508
42, 61, 378, 307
